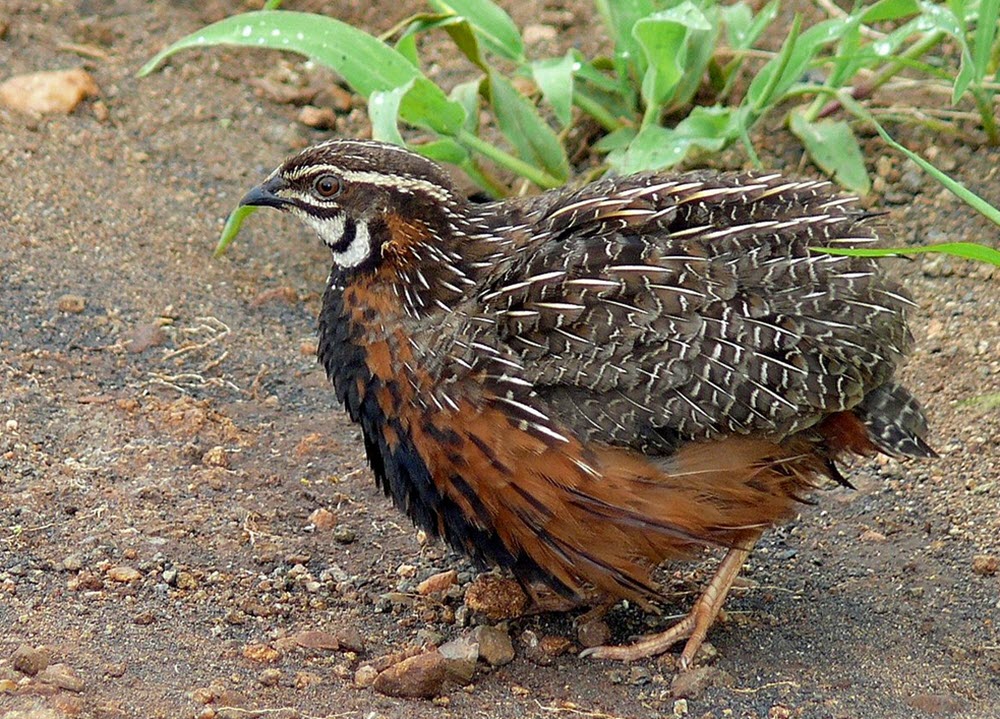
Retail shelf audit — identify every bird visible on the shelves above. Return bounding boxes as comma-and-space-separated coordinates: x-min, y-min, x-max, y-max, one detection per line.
238, 138, 935, 668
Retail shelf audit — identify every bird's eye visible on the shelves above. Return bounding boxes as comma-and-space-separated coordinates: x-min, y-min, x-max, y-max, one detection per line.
313, 174, 342, 198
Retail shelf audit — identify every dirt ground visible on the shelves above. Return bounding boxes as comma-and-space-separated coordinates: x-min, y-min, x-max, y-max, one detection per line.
2, 1, 999, 718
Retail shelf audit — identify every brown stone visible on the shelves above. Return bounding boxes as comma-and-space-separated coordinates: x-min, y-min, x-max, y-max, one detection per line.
577, 617, 611, 648
37, 663, 85, 692
671, 666, 719, 699
107, 565, 141, 582
297, 105, 337, 130
201, 446, 228, 468
125, 323, 167, 353
539, 635, 573, 657
372, 650, 449, 698
0, 68, 99, 114
292, 630, 341, 651
12, 644, 50, 676
906, 693, 965, 714
473, 625, 515, 666
972, 554, 999, 576
417, 569, 457, 595
57, 294, 86, 313
438, 635, 478, 683
353, 664, 378, 688
242, 644, 280, 663
464, 575, 528, 620
308, 507, 337, 530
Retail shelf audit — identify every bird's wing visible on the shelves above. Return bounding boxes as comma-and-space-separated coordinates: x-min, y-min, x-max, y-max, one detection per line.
457, 171, 915, 452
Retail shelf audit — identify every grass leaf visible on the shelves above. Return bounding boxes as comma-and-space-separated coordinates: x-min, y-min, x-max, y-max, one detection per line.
841, 93, 1000, 227
814, 242, 1000, 267
369, 82, 413, 146
789, 112, 871, 194
633, 3, 715, 115
531, 53, 576, 127
140, 10, 466, 135
427, 0, 524, 61
487, 70, 569, 181
214, 205, 258, 257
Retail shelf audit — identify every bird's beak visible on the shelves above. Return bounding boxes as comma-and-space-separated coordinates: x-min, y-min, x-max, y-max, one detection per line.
240, 174, 292, 210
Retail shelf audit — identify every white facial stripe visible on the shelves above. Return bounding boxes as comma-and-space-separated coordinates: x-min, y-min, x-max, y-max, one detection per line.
283, 165, 454, 204
298, 210, 346, 248
294, 209, 372, 269
332, 218, 371, 269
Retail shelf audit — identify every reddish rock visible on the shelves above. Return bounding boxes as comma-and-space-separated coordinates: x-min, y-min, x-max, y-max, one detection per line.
372, 650, 449, 698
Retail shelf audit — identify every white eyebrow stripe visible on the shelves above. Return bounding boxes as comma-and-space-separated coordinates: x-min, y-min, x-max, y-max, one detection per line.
283, 165, 455, 203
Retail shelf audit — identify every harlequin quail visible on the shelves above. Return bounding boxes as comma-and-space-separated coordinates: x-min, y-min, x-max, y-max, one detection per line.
239, 138, 934, 667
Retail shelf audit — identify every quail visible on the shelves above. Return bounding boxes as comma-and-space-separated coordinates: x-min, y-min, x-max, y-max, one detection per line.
239, 138, 934, 667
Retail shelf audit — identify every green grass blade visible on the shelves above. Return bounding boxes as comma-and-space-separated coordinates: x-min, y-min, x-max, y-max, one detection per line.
140, 10, 466, 135
813, 242, 1000, 266
860, 0, 919, 23
632, 3, 714, 115
789, 112, 871, 194
972, 0, 999, 79
487, 70, 569, 182
214, 205, 258, 257
369, 82, 413, 146
531, 53, 576, 127
840, 93, 1000, 227
427, 0, 524, 61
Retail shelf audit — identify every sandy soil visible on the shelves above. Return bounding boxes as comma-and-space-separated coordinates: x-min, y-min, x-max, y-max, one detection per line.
1, 2, 998, 718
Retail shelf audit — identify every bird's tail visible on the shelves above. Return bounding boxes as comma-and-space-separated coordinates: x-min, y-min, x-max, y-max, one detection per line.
854, 380, 937, 458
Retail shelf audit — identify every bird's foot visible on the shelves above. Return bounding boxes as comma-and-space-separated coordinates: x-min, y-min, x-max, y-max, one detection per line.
580, 541, 755, 668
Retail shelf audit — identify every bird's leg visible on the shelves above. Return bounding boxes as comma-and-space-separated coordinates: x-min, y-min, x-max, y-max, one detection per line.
581, 534, 760, 668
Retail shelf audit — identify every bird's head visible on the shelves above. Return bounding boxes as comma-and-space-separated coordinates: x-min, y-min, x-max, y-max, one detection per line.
240, 139, 466, 275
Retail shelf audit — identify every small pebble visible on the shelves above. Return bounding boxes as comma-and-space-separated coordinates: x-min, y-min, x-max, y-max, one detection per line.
474, 625, 515, 667
439, 635, 479, 683
0, 68, 99, 114
860, 529, 887, 542
372, 650, 449, 698
12, 644, 50, 676
973, 554, 999, 576
124, 323, 166, 353
464, 575, 528, 620
309, 507, 337, 530
906, 693, 965, 714
539, 635, 572, 657
354, 664, 378, 688
201, 446, 228, 468
523, 24, 558, 44
242, 644, 280, 663
57, 294, 86, 313
292, 629, 341, 651
293, 671, 322, 689
333, 525, 356, 544
671, 665, 718, 699
107, 566, 141, 583
297, 105, 337, 129
258, 668, 281, 687
37, 663, 85, 692
577, 617, 611, 648
417, 569, 457, 595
